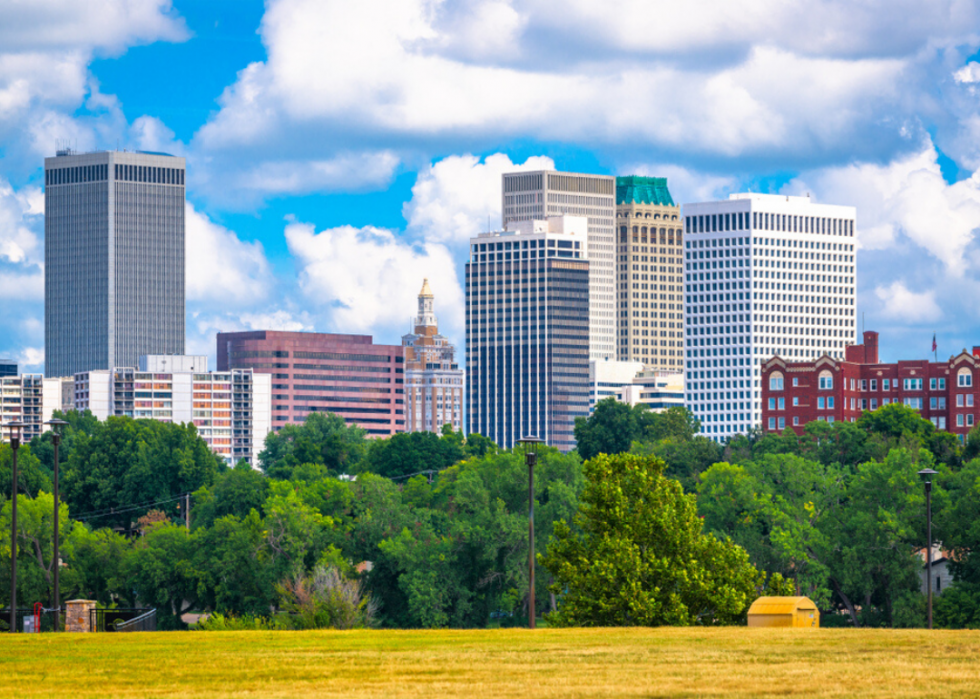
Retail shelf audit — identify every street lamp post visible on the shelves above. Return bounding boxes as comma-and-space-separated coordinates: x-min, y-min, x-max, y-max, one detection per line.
4, 420, 24, 633
518, 436, 543, 629
918, 468, 938, 630
45, 418, 68, 632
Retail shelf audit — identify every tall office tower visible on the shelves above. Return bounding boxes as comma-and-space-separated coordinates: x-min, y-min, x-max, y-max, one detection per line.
0, 359, 17, 377
72, 361, 271, 466
218, 331, 406, 437
682, 193, 857, 441
615, 176, 684, 370
44, 149, 186, 378
466, 216, 591, 451
402, 279, 465, 434
502, 171, 616, 360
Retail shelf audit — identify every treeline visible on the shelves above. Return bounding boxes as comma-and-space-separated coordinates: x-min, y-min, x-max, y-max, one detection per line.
576, 401, 980, 628
3, 403, 980, 629
2, 412, 580, 629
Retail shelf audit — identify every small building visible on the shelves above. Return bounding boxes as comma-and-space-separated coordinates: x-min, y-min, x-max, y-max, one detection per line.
747, 596, 820, 628
918, 545, 953, 597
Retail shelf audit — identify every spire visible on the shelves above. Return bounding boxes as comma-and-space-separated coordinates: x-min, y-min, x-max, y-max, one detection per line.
415, 278, 437, 332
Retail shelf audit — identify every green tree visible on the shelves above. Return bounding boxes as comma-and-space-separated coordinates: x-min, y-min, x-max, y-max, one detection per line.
191, 461, 269, 529
542, 453, 762, 626
62, 417, 224, 529
574, 398, 644, 460
258, 412, 366, 479
0, 443, 51, 499
362, 431, 465, 479
124, 522, 202, 629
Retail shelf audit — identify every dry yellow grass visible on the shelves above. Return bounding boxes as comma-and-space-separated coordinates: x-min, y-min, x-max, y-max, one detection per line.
1, 627, 979, 697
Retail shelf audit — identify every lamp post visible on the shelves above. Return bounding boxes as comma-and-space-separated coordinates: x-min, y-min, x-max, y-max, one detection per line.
518, 436, 543, 629
4, 420, 24, 633
45, 418, 68, 632
918, 468, 938, 630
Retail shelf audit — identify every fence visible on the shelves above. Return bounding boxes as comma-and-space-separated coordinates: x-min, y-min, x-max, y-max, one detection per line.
0, 608, 59, 633
90, 607, 156, 632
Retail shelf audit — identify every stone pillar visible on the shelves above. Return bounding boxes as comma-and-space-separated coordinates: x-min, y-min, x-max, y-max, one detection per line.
66, 600, 96, 632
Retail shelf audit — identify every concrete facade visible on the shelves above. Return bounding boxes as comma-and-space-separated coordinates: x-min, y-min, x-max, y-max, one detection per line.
502, 171, 616, 361
616, 176, 684, 371
44, 149, 186, 378
72, 365, 271, 465
683, 193, 858, 441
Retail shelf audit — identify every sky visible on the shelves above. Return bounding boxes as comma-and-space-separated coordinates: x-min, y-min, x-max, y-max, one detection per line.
3, 0, 980, 372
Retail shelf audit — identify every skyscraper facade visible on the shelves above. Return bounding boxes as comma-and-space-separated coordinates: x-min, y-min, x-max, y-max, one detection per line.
466, 216, 591, 451
682, 193, 857, 441
402, 280, 465, 434
615, 176, 684, 370
44, 149, 186, 378
0, 359, 17, 377
502, 171, 616, 360
217, 331, 405, 437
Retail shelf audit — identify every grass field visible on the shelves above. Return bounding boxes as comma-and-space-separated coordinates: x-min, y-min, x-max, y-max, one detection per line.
2, 627, 979, 697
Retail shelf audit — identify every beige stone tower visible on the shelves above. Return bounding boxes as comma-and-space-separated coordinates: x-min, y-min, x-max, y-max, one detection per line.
615, 176, 684, 370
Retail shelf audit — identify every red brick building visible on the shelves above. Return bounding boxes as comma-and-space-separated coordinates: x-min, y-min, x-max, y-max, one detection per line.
761, 331, 980, 441
217, 331, 405, 436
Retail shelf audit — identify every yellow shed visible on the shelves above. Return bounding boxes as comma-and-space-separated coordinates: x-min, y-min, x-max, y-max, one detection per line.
747, 596, 819, 628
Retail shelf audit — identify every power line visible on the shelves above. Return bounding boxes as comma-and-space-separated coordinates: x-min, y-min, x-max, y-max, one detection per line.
72, 494, 188, 522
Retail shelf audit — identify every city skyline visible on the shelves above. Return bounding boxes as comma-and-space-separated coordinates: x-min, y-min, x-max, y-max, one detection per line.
3, 1, 980, 377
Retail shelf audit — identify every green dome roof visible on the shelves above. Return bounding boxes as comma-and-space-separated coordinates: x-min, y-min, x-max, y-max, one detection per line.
616, 175, 675, 206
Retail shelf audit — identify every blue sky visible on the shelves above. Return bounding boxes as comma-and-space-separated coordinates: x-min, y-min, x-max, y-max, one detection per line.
3, 0, 980, 371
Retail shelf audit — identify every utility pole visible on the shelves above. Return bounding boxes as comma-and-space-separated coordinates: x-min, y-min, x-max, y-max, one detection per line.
46, 419, 68, 632
185, 493, 190, 531
5, 421, 24, 633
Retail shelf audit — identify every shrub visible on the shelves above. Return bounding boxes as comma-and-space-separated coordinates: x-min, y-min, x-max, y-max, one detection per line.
275, 565, 378, 630
194, 612, 273, 631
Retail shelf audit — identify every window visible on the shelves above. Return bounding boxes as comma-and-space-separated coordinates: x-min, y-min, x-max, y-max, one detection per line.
861, 380, 867, 391
969, 395, 975, 407
958, 370, 973, 387
861, 399, 868, 410
883, 379, 890, 390
939, 397, 947, 409
828, 397, 835, 408
931, 397, 938, 410
957, 414, 964, 427
819, 372, 833, 390
904, 398, 923, 410
778, 418, 786, 429
883, 398, 890, 405
939, 378, 946, 390
870, 399, 877, 410
793, 397, 799, 406
939, 417, 946, 429
793, 377, 799, 387
903, 378, 923, 391
768, 398, 776, 409
818, 397, 825, 409
793, 417, 799, 426
969, 414, 975, 427
930, 378, 937, 390
957, 394, 964, 408
778, 397, 785, 410
768, 418, 776, 430
769, 374, 784, 391
871, 379, 877, 391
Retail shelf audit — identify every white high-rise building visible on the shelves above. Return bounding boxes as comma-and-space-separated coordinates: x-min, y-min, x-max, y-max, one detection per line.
502, 171, 616, 360
72, 361, 272, 466
682, 193, 857, 441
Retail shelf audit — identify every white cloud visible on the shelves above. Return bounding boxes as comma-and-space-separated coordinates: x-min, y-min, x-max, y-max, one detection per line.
285, 220, 463, 341
874, 281, 942, 323
622, 162, 738, 206
404, 152, 554, 247
786, 144, 980, 275
228, 152, 400, 198
17, 347, 44, 370
185, 203, 274, 306
954, 61, 980, 84
0, 1, 186, 173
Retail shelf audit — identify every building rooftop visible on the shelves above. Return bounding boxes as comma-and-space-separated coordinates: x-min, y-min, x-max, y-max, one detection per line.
616, 175, 675, 207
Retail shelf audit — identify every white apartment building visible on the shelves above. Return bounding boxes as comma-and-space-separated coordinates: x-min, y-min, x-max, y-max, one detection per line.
590, 359, 684, 413
502, 171, 617, 361
0, 375, 43, 442
73, 362, 272, 466
682, 193, 857, 441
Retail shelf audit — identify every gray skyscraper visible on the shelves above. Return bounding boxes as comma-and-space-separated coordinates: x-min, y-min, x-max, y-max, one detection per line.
466, 216, 591, 452
502, 171, 616, 361
44, 150, 186, 377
